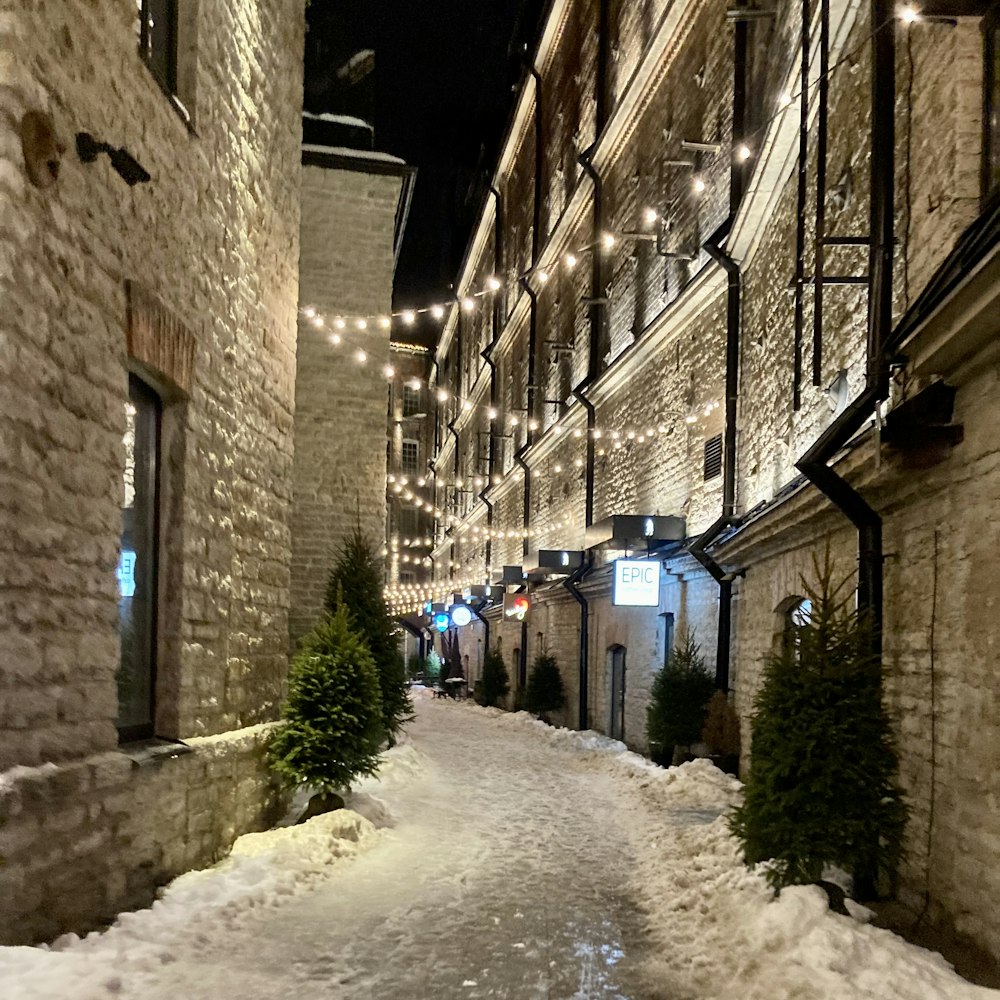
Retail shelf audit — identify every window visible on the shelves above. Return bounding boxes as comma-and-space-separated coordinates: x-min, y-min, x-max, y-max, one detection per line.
985, 7, 1000, 202
136, 0, 178, 96
779, 597, 812, 660
401, 439, 420, 476
398, 505, 420, 536
661, 611, 675, 669
402, 384, 422, 418
118, 376, 161, 741
704, 433, 723, 481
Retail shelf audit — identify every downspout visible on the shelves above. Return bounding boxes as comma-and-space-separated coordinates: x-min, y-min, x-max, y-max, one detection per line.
688, 13, 749, 692
795, 0, 894, 652
562, 555, 593, 731
470, 599, 491, 652
563, 0, 611, 733
691, 220, 742, 692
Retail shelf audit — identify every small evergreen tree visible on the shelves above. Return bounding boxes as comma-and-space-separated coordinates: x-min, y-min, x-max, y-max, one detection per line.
729, 549, 908, 896
326, 528, 412, 744
478, 647, 510, 707
269, 606, 384, 793
646, 630, 715, 765
525, 652, 564, 719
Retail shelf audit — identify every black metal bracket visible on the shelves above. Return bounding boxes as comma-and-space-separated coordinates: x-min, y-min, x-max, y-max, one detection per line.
76, 132, 151, 186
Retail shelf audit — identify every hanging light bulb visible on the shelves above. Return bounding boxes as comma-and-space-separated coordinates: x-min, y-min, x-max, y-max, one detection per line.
643, 207, 658, 225
437, 389, 449, 402
510, 415, 519, 427
402, 310, 416, 325
431, 305, 445, 320
486, 276, 502, 291
329, 333, 341, 346
553, 464, 563, 473
565, 253, 578, 268
461, 297, 475, 311
487, 407, 497, 419
334, 318, 346, 330
692, 175, 707, 194
601, 232, 615, 249
355, 349, 367, 363
528, 418, 539, 431
537, 269, 550, 283
898, 4, 919, 22
462, 399, 473, 411
310, 315, 325, 329
736, 143, 752, 162
303, 306, 316, 319
779, 91, 794, 109
383, 364, 395, 378
356, 319, 368, 330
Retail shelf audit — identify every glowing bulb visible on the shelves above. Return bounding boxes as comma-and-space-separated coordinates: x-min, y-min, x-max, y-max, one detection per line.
510, 416, 519, 427
573, 429, 582, 438
402, 310, 416, 325
899, 4, 919, 22
528, 419, 539, 431
355, 349, 367, 363
310, 315, 324, 328
329, 333, 341, 346
593, 429, 602, 439
383, 364, 395, 378
461, 297, 475, 312
736, 143, 752, 162
643, 207, 658, 225
303, 306, 316, 319
601, 232, 615, 249
554, 464, 562, 473
462, 399, 473, 411
334, 318, 346, 330
378, 316, 391, 329
487, 276, 501, 291
779, 91, 794, 109
431, 305, 445, 320
685, 414, 697, 424
692, 175, 707, 194
417, 477, 425, 487
537, 269, 550, 283
437, 389, 449, 402
565, 253, 578, 268
487, 407, 497, 420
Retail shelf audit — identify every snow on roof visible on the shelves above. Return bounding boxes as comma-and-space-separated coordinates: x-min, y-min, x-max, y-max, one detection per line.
302, 144, 406, 165
302, 111, 374, 131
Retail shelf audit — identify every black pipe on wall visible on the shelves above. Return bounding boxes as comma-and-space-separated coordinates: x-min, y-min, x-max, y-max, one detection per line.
562, 554, 592, 731
795, 0, 895, 653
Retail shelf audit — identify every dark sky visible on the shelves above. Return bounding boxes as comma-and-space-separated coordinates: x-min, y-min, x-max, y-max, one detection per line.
305, 0, 546, 331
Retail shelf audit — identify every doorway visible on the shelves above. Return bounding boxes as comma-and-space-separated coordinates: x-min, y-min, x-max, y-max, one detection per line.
608, 645, 626, 742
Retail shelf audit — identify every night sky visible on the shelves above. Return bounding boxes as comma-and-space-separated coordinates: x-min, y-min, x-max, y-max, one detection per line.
305, 0, 546, 340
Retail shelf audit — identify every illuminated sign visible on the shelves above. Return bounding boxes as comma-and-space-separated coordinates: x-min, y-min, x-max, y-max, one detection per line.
503, 594, 530, 620
433, 612, 450, 632
450, 604, 473, 628
612, 559, 660, 607
117, 549, 136, 598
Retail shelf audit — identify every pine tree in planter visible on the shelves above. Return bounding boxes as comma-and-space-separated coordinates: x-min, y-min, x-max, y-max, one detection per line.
326, 528, 412, 744
525, 652, 564, 722
478, 647, 510, 707
729, 550, 908, 897
269, 606, 384, 804
646, 630, 716, 766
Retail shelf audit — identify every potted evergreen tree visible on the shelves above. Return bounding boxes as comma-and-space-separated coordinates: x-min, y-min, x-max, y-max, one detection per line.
326, 528, 412, 745
646, 630, 715, 766
478, 646, 510, 707
525, 652, 564, 724
269, 605, 384, 818
729, 549, 908, 899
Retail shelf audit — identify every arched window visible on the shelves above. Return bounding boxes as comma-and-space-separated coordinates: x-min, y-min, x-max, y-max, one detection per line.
776, 596, 812, 659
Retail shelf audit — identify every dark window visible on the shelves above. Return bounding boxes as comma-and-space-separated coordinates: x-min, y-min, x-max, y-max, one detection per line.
118, 376, 161, 741
398, 505, 420, 536
400, 571, 416, 585
661, 611, 675, 669
985, 7, 1000, 202
401, 439, 420, 475
137, 0, 178, 95
703, 433, 723, 480
402, 384, 422, 418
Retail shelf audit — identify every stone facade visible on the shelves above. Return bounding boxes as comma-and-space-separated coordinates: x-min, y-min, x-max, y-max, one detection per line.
0, 0, 304, 943
288, 151, 413, 646
417, 0, 1000, 962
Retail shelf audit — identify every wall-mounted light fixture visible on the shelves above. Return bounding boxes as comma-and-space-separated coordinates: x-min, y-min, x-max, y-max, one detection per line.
76, 132, 150, 186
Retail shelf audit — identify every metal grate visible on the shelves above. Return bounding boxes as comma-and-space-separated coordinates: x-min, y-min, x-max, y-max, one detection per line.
703, 433, 723, 481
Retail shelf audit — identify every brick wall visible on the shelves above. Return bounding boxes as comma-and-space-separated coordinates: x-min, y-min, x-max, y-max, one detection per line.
289, 160, 403, 645
0, 0, 304, 942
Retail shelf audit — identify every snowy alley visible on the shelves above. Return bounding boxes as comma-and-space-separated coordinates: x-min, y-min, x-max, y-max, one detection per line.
2, 692, 997, 1000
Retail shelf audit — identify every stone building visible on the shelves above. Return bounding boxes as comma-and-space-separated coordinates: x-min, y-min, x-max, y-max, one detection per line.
0, 0, 307, 946
288, 127, 415, 646
397, 0, 1000, 963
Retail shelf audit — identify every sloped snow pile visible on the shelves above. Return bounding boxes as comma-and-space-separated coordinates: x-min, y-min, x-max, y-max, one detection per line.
0, 739, 431, 1000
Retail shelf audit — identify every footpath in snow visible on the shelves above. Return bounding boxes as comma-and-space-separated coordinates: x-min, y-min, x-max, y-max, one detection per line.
1, 692, 997, 1000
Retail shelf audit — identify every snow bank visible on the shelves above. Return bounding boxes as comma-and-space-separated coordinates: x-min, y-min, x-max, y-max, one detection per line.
0, 740, 430, 1000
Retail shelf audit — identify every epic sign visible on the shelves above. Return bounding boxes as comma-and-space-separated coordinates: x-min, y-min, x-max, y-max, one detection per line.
612, 559, 660, 607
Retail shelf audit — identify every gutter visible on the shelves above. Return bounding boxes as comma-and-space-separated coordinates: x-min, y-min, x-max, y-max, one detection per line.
691, 218, 742, 691
794, 0, 894, 651
562, 554, 593, 731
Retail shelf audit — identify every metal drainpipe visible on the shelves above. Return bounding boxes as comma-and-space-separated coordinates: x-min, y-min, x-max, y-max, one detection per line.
562, 554, 592, 731
482, 184, 504, 588
690, 220, 742, 691
795, 0, 894, 654
517, 277, 537, 559
470, 599, 491, 653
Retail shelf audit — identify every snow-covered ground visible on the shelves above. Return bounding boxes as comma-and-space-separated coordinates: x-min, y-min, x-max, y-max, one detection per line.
2, 693, 997, 1000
